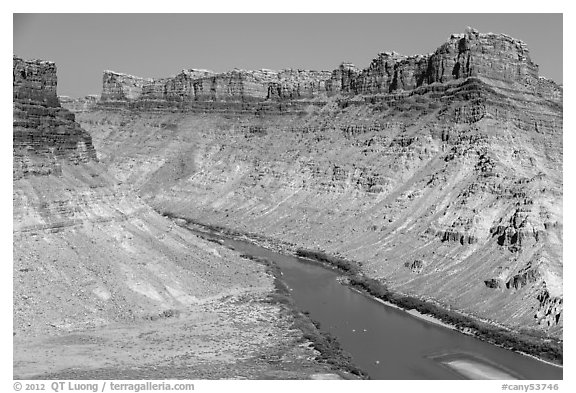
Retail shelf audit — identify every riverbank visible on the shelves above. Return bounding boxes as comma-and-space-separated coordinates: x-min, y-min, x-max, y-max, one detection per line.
166, 214, 563, 368
346, 285, 458, 331
349, 285, 562, 370
15, 294, 361, 380
304, 253, 564, 369
238, 253, 368, 379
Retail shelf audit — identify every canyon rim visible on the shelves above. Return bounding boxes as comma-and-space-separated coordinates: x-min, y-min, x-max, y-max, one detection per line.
13, 16, 563, 381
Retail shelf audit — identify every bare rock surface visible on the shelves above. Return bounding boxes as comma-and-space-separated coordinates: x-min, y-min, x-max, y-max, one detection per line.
13, 57, 350, 379
96, 28, 561, 107
75, 29, 562, 341
13, 56, 97, 179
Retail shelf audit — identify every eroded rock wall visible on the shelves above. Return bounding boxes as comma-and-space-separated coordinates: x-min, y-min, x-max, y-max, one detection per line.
100, 71, 151, 101
100, 67, 332, 104
14, 56, 59, 106
74, 29, 562, 339
98, 28, 553, 108
13, 57, 97, 179
12, 57, 273, 339
344, 28, 541, 95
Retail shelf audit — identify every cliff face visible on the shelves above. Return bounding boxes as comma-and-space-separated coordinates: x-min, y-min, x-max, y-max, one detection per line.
331, 28, 558, 97
59, 94, 99, 112
14, 56, 273, 335
100, 70, 152, 101
98, 28, 561, 108
13, 57, 59, 106
14, 57, 347, 380
427, 29, 537, 86
100, 68, 332, 104
76, 29, 562, 340
13, 57, 97, 179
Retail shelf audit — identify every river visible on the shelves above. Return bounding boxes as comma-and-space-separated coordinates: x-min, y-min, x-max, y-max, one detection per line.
191, 226, 562, 380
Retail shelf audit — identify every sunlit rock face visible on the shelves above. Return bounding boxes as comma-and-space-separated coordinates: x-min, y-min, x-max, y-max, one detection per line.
73, 29, 562, 339
97, 27, 561, 106
99, 67, 332, 105
12, 57, 274, 338
13, 56, 98, 179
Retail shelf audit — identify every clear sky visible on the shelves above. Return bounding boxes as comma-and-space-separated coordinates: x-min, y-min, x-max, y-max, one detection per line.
13, 13, 563, 98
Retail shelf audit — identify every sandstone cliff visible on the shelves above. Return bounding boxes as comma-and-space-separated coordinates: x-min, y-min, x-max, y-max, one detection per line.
98, 28, 561, 108
13, 56, 271, 334
100, 67, 332, 104
59, 94, 99, 112
13, 56, 97, 178
77, 29, 562, 340
14, 57, 340, 379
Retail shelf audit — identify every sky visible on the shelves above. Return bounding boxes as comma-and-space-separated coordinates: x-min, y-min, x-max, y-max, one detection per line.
13, 14, 563, 98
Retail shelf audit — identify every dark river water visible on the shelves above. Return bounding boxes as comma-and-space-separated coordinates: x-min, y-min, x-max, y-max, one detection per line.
194, 228, 562, 380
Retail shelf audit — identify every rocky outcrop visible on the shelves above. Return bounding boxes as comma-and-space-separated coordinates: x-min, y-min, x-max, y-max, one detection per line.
484, 263, 542, 291
14, 56, 59, 106
13, 56, 97, 179
484, 279, 503, 289
269, 69, 332, 100
535, 287, 562, 327
325, 62, 361, 94
59, 94, 99, 112
13, 55, 363, 380
100, 71, 151, 101
427, 28, 538, 86
427, 228, 478, 245
506, 265, 542, 290
74, 29, 562, 339
100, 67, 331, 105
346, 27, 539, 95
13, 55, 275, 338
490, 208, 545, 252
98, 28, 559, 109
483, 258, 563, 328
404, 259, 425, 274
350, 52, 429, 94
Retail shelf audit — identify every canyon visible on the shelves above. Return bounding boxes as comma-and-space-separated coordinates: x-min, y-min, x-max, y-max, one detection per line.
13, 56, 355, 379
14, 26, 563, 379
79, 27, 563, 335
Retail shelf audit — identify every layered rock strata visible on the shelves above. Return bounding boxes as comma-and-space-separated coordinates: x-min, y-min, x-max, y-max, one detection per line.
98, 28, 561, 109
14, 57, 345, 379
13, 57, 97, 179
59, 94, 99, 112
77, 29, 562, 340
100, 68, 332, 106
13, 56, 270, 334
